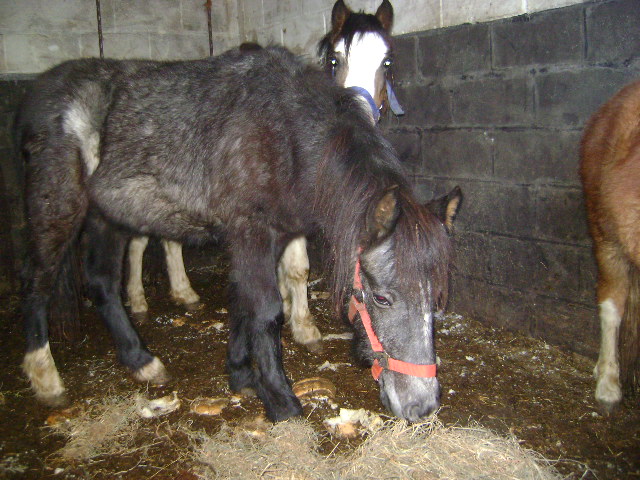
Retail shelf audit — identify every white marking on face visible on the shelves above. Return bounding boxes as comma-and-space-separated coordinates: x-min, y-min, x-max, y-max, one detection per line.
419, 281, 433, 347
334, 32, 389, 104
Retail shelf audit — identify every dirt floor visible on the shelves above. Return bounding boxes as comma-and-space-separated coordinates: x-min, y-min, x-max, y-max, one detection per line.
0, 247, 638, 479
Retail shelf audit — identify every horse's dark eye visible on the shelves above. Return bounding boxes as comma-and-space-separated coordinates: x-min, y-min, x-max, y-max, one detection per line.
330, 57, 338, 67
373, 294, 392, 306
383, 58, 392, 68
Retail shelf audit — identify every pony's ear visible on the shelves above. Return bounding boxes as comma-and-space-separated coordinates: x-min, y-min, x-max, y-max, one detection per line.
331, 0, 351, 34
425, 186, 463, 234
375, 0, 394, 32
368, 185, 401, 241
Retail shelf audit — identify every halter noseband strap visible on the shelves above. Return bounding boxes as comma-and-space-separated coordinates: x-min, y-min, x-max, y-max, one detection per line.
347, 254, 437, 381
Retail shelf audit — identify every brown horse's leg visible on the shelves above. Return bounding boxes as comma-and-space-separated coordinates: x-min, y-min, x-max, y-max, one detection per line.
594, 240, 629, 411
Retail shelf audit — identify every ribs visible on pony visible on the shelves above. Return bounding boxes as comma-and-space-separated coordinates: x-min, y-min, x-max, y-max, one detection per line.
17, 46, 460, 422
581, 79, 640, 413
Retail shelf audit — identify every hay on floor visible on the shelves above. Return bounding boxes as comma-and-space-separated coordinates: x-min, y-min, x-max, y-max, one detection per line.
191, 417, 562, 480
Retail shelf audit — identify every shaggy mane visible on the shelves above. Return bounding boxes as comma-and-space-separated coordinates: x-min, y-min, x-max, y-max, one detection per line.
312, 97, 450, 314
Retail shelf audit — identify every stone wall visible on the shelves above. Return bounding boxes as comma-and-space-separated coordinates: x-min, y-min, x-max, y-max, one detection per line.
0, 0, 239, 74
383, 0, 640, 357
237, 0, 588, 58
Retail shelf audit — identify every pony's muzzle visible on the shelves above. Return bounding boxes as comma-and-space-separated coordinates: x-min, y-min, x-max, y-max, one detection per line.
379, 371, 440, 422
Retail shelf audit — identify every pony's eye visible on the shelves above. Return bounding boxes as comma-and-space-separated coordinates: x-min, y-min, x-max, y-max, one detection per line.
373, 294, 392, 306
330, 57, 338, 67
383, 58, 392, 68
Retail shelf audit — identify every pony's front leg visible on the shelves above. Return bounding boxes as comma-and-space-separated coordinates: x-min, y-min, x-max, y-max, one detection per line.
278, 236, 322, 351
127, 236, 149, 316
161, 240, 200, 307
228, 233, 303, 422
85, 215, 169, 386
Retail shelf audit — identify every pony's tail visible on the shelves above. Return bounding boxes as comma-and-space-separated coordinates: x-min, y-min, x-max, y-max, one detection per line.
48, 245, 84, 342
621, 265, 640, 395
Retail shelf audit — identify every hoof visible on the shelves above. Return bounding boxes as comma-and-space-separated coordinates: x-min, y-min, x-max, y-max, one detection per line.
184, 301, 204, 312
263, 395, 304, 422
239, 387, 257, 398
595, 377, 622, 414
131, 311, 149, 324
133, 357, 171, 386
304, 340, 323, 355
171, 289, 200, 307
23, 344, 67, 407
36, 390, 68, 408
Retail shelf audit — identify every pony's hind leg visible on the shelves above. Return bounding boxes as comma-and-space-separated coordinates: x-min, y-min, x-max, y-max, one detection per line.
278, 237, 322, 351
594, 241, 629, 411
22, 149, 88, 406
83, 214, 169, 385
161, 240, 200, 307
127, 236, 150, 317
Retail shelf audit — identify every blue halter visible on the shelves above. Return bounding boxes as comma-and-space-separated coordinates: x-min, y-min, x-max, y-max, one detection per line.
348, 82, 405, 123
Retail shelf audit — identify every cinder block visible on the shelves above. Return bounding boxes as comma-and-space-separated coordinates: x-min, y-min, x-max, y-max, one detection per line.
441, 0, 522, 28
392, 0, 440, 35
527, 0, 585, 13
448, 275, 536, 334
418, 24, 491, 78
79, 33, 101, 58
489, 235, 547, 291
384, 128, 422, 175
394, 83, 452, 127
102, 33, 151, 59
4, 34, 81, 74
150, 34, 211, 60
534, 186, 590, 243
108, 0, 182, 34
493, 129, 582, 185
391, 35, 416, 84
451, 76, 533, 126
492, 7, 583, 68
422, 129, 493, 179
263, 0, 301, 28
452, 231, 493, 283
441, 179, 535, 237
535, 69, 638, 127
0, 0, 96, 34
531, 296, 598, 358
587, 0, 640, 65
536, 242, 596, 304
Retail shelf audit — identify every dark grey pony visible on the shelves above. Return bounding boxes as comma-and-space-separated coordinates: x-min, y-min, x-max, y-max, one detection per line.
17, 46, 458, 422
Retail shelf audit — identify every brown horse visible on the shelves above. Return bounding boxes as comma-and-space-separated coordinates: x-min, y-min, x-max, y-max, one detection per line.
580, 79, 640, 412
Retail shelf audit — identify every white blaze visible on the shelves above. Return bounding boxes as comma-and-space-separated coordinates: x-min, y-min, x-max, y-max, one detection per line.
334, 32, 389, 104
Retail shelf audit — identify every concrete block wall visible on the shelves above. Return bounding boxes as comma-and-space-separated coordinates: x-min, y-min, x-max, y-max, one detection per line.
384, 0, 640, 357
0, 0, 239, 74
237, 0, 587, 58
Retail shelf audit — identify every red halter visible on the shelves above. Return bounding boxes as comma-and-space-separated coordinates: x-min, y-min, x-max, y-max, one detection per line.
347, 254, 437, 381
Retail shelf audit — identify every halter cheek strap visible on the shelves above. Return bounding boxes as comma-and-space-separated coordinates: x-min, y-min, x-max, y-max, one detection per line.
347, 255, 437, 381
